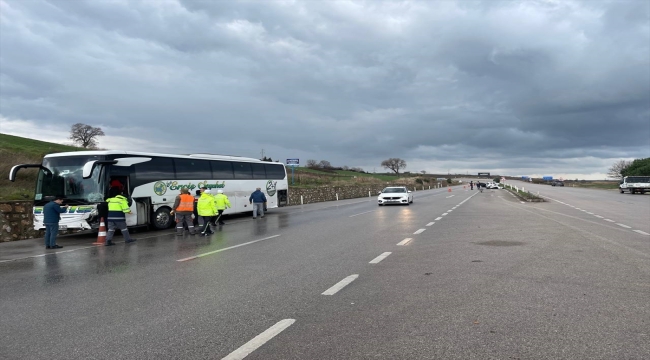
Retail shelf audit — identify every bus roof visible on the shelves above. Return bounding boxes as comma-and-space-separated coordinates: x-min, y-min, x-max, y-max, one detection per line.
44, 150, 275, 164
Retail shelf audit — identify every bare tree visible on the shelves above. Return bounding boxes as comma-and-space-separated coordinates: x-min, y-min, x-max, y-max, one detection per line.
69, 123, 105, 148
319, 160, 332, 169
607, 160, 632, 179
306, 159, 318, 168
381, 158, 407, 175
420, 170, 426, 174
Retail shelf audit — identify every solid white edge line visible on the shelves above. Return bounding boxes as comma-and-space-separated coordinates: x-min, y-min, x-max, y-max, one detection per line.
426, 222, 435, 226
221, 319, 296, 360
616, 223, 632, 229
413, 229, 426, 235
633, 230, 650, 236
434, 217, 442, 220
0, 244, 106, 263
369, 252, 392, 264
322, 274, 359, 295
397, 238, 412, 246
177, 235, 281, 262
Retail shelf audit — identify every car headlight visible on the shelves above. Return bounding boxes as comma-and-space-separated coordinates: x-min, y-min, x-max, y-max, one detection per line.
90, 209, 98, 216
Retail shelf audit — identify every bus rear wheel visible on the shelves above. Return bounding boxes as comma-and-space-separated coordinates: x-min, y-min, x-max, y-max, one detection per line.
152, 207, 173, 230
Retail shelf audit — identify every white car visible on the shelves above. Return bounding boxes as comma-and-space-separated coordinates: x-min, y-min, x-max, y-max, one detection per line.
485, 182, 502, 189
378, 186, 413, 206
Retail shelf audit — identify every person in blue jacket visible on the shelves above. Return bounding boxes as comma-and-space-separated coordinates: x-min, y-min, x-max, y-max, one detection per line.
249, 187, 267, 219
43, 195, 68, 249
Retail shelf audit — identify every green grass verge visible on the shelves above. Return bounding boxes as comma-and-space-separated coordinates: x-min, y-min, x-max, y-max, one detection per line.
0, 133, 84, 201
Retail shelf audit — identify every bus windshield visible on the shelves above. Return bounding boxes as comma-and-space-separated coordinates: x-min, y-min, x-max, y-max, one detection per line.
35, 156, 106, 204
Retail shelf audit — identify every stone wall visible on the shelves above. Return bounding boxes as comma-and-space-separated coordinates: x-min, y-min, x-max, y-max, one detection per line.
0, 183, 444, 242
0, 201, 43, 242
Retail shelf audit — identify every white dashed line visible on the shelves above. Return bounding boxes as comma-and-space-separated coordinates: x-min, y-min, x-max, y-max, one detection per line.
322, 274, 359, 295
604, 219, 615, 222
426, 222, 435, 226
435, 217, 442, 221
413, 229, 426, 235
448, 210, 453, 212
397, 238, 412, 246
616, 223, 632, 229
349, 210, 376, 217
369, 252, 392, 264
587, 212, 594, 215
221, 319, 296, 360
633, 230, 650, 236
593, 215, 604, 218
441, 213, 448, 216
177, 235, 281, 262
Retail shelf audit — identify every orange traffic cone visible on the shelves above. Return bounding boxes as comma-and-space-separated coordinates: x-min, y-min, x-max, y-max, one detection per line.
93, 217, 107, 245
448, 186, 452, 192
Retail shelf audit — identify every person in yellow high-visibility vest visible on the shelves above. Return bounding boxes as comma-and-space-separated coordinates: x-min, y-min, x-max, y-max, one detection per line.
197, 189, 217, 236
105, 187, 136, 246
213, 189, 232, 225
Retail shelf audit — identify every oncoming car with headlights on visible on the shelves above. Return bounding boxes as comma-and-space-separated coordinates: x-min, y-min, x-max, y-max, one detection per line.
377, 186, 413, 206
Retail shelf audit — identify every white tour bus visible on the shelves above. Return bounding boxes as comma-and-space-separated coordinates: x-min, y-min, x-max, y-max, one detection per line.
9, 151, 289, 231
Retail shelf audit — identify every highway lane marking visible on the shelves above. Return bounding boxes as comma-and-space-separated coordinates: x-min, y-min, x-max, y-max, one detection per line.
446, 195, 455, 198
177, 235, 281, 262
397, 238, 412, 245
322, 274, 359, 295
0, 244, 107, 263
448, 209, 453, 212
435, 217, 442, 221
594, 215, 604, 218
413, 229, 426, 235
616, 223, 632, 229
349, 210, 376, 217
441, 213, 448, 216
426, 222, 435, 226
520, 201, 525, 204
221, 319, 296, 360
369, 252, 392, 264
604, 219, 615, 222
633, 230, 650, 236
587, 212, 594, 215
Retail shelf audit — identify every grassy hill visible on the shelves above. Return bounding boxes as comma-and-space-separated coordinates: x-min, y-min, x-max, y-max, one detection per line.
0, 133, 83, 201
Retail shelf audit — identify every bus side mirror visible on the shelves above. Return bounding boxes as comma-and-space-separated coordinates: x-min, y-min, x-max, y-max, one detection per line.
9, 164, 45, 182
83, 160, 118, 179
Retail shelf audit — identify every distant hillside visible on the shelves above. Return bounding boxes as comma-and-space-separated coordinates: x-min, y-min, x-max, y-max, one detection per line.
0, 133, 81, 157
0, 133, 84, 201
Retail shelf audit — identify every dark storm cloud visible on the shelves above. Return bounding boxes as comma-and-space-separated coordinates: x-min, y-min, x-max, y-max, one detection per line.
1, 0, 648, 178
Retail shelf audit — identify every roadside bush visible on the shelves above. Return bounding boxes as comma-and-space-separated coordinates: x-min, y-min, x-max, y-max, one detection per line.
447, 178, 452, 184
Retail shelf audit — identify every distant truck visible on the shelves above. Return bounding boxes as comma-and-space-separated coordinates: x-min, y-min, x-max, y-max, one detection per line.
619, 176, 650, 194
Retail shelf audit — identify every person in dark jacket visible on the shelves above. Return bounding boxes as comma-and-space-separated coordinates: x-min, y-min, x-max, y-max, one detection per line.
249, 187, 267, 219
43, 195, 68, 249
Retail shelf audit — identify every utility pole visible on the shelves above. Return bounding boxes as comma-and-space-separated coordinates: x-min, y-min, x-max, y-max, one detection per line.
260, 148, 265, 160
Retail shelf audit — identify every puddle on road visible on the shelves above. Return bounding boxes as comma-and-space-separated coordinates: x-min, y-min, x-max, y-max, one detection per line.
475, 240, 525, 247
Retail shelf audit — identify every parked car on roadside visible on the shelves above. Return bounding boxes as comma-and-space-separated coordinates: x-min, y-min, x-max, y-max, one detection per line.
378, 186, 413, 206
551, 180, 564, 187
485, 182, 502, 189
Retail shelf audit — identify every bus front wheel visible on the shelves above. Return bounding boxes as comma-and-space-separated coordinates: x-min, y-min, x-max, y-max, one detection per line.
152, 207, 173, 230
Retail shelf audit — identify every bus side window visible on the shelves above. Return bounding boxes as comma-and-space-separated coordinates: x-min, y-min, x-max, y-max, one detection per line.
251, 163, 266, 179
174, 159, 211, 180
233, 163, 252, 179
211, 161, 234, 179
265, 164, 286, 180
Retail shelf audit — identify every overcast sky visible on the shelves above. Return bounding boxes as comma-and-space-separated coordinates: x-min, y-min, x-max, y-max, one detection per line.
1, 0, 649, 179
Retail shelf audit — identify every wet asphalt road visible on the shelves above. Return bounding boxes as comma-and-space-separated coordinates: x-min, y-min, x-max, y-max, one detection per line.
1, 182, 649, 359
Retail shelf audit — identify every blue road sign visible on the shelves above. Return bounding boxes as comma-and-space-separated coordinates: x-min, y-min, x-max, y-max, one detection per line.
286, 159, 299, 166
